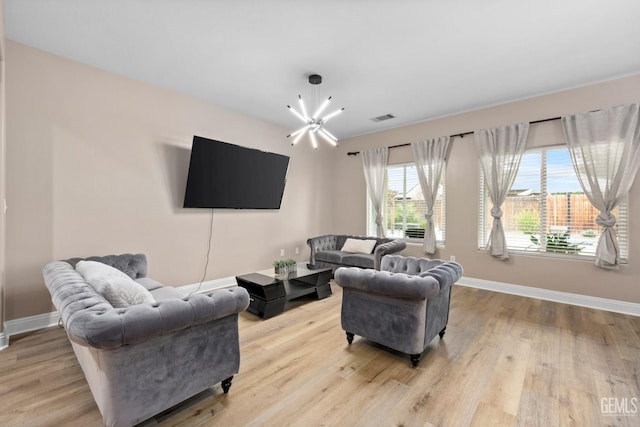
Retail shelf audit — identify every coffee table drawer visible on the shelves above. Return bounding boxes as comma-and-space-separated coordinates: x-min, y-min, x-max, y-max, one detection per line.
236, 273, 285, 300
246, 295, 286, 319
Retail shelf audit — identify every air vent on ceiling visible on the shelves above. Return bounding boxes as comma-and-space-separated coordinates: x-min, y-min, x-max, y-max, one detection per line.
371, 114, 396, 122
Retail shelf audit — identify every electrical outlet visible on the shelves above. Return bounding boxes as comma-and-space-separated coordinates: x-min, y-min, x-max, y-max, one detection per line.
280, 249, 285, 257
295, 247, 300, 255
450, 255, 456, 262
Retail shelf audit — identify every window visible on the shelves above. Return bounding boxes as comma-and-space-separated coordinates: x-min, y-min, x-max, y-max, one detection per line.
478, 146, 628, 260
367, 163, 446, 243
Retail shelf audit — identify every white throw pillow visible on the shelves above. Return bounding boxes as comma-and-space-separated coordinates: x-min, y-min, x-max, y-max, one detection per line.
76, 260, 133, 281
76, 260, 155, 307
98, 277, 155, 308
341, 238, 377, 254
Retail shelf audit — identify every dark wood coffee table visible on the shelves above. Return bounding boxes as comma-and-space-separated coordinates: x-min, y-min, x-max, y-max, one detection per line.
236, 266, 332, 319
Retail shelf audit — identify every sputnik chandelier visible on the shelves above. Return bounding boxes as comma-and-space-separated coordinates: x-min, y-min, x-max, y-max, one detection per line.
286, 74, 344, 149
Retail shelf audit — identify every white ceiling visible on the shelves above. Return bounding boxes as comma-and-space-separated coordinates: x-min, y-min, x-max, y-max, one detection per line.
5, 0, 640, 142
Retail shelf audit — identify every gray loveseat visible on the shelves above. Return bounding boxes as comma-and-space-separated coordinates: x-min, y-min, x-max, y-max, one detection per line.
307, 234, 406, 272
42, 253, 250, 427
334, 255, 462, 366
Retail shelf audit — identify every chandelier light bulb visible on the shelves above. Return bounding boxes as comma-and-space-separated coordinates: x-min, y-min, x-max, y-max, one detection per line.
317, 129, 337, 146
312, 96, 332, 120
309, 130, 319, 149
290, 124, 311, 145
321, 107, 345, 124
287, 124, 311, 141
287, 104, 307, 123
319, 127, 338, 142
292, 130, 306, 146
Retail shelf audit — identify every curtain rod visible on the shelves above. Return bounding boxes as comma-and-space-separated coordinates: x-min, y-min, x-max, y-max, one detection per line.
345, 115, 562, 156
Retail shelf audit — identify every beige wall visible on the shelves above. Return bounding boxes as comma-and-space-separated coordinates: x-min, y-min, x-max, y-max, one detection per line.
5, 41, 335, 320
5, 40, 640, 322
333, 74, 640, 303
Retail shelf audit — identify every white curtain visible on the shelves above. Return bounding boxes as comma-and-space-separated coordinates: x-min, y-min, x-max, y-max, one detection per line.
411, 136, 450, 254
362, 148, 389, 237
475, 123, 529, 260
562, 103, 640, 270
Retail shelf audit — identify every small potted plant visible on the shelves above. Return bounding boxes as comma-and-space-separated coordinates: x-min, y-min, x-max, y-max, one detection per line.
273, 260, 285, 276
285, 259, 297, 274
273, 259, 297, 276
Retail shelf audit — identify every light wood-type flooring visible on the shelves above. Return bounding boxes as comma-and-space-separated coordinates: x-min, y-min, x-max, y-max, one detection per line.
1, 284, 639, 426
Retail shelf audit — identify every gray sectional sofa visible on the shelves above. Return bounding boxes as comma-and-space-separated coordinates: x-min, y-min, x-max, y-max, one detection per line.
307, 234, 406, 272
42, 253, 249, 427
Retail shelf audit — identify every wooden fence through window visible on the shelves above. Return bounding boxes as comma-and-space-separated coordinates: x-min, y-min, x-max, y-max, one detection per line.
386, 193, 605, 236
500, 194, 602, 234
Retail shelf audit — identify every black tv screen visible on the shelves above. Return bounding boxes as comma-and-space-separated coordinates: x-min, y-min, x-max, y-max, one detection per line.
183, 136, 290, 209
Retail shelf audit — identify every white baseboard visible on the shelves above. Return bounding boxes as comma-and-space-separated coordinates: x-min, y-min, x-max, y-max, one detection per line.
2, 274, 636, 350
4, 311, 61, 339
0, 331, 8, 350
177, 276, 237, 296
457, 276, 640, 317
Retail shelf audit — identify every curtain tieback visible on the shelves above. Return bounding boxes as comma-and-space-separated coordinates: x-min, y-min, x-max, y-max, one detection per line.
490, 207, 503, 219
424, 211, 433, 220
596, 212, 617, 228
375, 214, 383, 225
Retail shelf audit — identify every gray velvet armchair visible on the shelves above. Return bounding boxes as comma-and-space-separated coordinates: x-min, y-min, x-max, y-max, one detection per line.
334, 255, 463, 366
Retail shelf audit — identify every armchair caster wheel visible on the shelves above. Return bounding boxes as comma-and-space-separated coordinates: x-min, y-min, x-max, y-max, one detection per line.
410, 354, 421, 367
439, 326, 446, 339
346, 332, 354, 345
221, 376, 233, 393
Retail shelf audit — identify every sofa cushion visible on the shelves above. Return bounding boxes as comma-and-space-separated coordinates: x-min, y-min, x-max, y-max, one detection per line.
76, 261, 155, 308
341, 238, 377, 254
149, 286, 183, 301
135, 277, 164, 292
136, 277, 180, 300
341, 253, 375, 269
315, 250, 346, 264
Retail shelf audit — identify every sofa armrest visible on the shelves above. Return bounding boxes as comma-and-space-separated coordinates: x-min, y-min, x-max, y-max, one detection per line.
373, 239, 407, 270
335, 267, 440, 300
307, 235, 338, 265
418, 261, 463, 291
43, 261, 250, 350
67, 287, 249, 349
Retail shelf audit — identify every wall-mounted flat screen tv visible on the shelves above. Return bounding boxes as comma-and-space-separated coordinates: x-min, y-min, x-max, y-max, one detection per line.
183, 136, 290, 209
